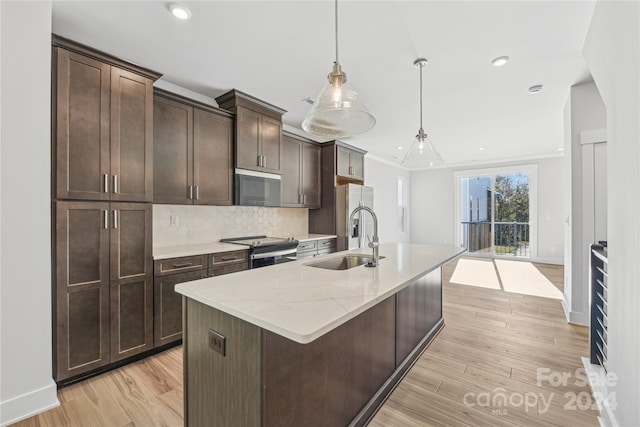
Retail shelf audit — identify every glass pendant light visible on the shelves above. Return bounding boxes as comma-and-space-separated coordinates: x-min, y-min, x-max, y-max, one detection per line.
302, 0, 375, 138
401, 58, 443, 168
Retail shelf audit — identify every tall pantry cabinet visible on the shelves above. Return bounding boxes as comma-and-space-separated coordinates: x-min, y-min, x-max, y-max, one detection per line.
51, 35, 161, 382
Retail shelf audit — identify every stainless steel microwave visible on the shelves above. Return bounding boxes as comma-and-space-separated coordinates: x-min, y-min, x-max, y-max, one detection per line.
235, 169, 281, 207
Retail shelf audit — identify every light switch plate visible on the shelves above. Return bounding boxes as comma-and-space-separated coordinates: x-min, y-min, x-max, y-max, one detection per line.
208, 329, 226, 356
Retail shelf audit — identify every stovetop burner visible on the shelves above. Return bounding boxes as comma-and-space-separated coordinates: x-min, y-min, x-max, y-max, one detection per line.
221, 235, 298, 249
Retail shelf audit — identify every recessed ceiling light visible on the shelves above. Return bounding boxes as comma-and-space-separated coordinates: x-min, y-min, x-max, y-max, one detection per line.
491, 56, 510, 67
302, 97, 315, 105
557, 147, 564, 152
478, 147, 485, 151
528, 84, 544, 94
169, 3, 191, 20
396, 146, 404, 150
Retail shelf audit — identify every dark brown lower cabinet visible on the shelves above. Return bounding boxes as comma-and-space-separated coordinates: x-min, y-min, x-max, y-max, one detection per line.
54, 201, 152, 381
395, 267, 442, 363
109, 203, 153, 361
153, 250, 249, 348
54, 201, 110, 381
154, 269, 207, 347
262, 296, 396, 427
183, 267, 444, 427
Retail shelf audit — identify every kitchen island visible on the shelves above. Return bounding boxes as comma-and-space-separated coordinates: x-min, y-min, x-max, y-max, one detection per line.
176, 242, 464, 427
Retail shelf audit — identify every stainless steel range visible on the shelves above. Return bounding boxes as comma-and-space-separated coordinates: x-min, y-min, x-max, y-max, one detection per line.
221, 235, 299, 269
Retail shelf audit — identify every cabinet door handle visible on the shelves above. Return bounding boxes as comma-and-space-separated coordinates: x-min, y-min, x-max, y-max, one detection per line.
221, 256, 237, 261
103, 174, 109, 193
262, 155, 266, 167
322, 241, 332, 246
113, 175, 118, 194
173, 262, 193, 268
113, 210, 118, 229
257, 155, 262, 167
188, 185, 193, 200
303, 194, 307, 204
104, 210, 108, 229
349, 166, 354, 175
195, 185, 199, 200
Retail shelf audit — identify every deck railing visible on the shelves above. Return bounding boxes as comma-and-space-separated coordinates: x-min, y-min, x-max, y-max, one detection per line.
461, 221, 530, 257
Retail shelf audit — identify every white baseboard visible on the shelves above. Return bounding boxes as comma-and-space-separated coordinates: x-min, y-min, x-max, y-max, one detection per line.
581, 357, 619, 427
0, 381, 59, 427
530, 256, 564, 265
561, 297, 589, 326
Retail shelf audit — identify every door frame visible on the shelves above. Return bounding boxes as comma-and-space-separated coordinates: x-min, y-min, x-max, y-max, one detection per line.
454, 164, 538, 259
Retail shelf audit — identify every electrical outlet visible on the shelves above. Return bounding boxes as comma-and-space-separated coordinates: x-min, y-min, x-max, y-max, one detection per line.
208, 329, 226, 356
170, 215, 179, 227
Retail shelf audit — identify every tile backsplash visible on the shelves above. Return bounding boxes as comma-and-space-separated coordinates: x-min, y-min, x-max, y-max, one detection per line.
153, 205, 309, 247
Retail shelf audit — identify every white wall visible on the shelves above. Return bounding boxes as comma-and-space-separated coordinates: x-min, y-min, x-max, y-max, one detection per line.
0, 2, 59, 425
410, 157, 564, 264
364, 156, 411, 244
562, 81, 606, 326
583, 2, 640, 426
410, 167, 455, 246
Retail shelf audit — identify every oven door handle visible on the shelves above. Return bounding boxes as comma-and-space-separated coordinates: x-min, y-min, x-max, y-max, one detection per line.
251, 248, 297, 260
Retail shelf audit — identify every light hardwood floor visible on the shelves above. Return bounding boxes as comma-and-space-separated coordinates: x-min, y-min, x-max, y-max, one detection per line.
14, 258, 598, 427
369, 258, 598, 427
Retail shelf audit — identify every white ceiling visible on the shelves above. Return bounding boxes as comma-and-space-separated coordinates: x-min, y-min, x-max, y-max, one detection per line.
52, 1, 596, 169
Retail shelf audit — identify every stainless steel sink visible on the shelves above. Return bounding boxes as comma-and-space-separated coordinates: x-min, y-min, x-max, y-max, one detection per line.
305, 255, 385, 270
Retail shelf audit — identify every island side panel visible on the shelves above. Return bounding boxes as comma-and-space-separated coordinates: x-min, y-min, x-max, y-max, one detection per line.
184, 298, 262, 427
262, 295, 396, 427
396, 267, 443, 364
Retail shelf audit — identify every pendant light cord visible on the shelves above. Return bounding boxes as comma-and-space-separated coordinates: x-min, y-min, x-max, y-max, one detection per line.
335, 0, 339, 64
419, 62, 423, 131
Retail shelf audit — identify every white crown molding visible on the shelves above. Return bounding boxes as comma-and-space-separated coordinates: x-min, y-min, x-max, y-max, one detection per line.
407, 152, 564, 172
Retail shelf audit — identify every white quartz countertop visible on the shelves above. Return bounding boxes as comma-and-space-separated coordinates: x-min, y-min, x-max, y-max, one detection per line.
293, 234, 337, 242
175, 242, 465, 344
153, 242, 246, 260
153, 235, 337, 259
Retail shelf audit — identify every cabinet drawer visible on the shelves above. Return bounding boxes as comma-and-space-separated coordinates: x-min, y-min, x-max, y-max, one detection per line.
209, 262, 249, 277
154, 255, 208, 277
317, 238, 336, 250
210, 250, 248, 266
297, 241, 317, 253
297, 252, 316, 260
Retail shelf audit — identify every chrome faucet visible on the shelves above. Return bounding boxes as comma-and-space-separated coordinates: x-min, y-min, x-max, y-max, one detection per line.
349, 205, 380, 267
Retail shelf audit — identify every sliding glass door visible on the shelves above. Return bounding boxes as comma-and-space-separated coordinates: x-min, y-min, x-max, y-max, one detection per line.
456, 166, 536, 258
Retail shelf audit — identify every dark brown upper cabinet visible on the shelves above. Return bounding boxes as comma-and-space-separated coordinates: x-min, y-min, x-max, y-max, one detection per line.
153, 90, 233, 205
308, 141, 367, 235
54, 201, 153, 380
336, 145, 365, 182
216, 89, 286, 174
53, 35, 159, 203
281, 132, 321, 209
